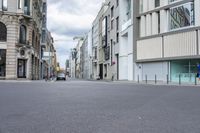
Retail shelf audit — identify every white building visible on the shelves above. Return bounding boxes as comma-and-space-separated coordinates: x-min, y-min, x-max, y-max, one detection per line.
136, 0, 200, 83
119, 0, 134, 81
81, 31, 93, 79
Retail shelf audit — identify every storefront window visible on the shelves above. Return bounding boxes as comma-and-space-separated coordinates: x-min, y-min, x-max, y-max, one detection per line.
171, 60, 200, 82
0, 50, 6, 77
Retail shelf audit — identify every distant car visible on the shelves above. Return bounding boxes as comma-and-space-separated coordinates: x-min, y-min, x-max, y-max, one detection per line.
57, 73, 66, 81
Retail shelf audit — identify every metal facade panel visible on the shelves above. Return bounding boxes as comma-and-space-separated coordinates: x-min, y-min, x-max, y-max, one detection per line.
137, 37, 162, 60
164, 31, 197, 57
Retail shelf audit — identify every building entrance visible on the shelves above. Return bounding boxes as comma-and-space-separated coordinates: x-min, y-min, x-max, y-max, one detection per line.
0, 49, 6, 77
99, 64, 103, 80
18, 59, 27, 78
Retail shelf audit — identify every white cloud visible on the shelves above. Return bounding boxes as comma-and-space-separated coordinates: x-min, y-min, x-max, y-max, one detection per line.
47, 0, 103, 68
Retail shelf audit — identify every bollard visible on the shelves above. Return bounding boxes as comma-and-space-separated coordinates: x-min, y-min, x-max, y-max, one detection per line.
195, 75, 197, 85
155, 75, 157, 84
179, 74, 181, 85
138, 75, 139, 84
145, 75, 147, 84
167, 74, 169, 84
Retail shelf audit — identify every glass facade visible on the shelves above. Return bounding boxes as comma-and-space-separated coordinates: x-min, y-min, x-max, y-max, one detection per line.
171, 60, 200, 82
169, 2, 194, 30
0, 49, 6, 77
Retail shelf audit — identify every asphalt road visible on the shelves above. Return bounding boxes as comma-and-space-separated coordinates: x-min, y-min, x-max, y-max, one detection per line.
0, 80, 200, 133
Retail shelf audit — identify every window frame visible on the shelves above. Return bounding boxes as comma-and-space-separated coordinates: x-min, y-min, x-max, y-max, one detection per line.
19, 25, 27, 44
169, 2, 195, 31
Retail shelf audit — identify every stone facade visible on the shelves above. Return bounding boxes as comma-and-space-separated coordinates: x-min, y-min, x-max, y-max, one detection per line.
0, 0, 43, 80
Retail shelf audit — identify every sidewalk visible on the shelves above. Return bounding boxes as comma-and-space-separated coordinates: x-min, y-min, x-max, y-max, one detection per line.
113, 80, 200, 87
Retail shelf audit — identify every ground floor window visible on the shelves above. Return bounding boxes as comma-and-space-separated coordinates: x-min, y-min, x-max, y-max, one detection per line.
171, 60, 200, 82
0, 49, 6, 77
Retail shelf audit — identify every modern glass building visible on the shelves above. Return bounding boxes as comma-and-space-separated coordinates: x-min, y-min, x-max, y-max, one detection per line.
135, 0, 200, 83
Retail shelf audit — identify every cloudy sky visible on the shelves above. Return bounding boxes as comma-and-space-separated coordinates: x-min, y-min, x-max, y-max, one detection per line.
47, 0, 103, 68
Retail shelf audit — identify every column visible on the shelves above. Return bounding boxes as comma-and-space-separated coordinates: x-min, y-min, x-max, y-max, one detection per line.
143, 0, 148, 12
148, 0, 155, 11
195, 0, 200, 26
140, 16, 146, 37
146, 14, 152, 36
152, 12, 158, 35
160, 10, 168, 33
160, 0, 168, 7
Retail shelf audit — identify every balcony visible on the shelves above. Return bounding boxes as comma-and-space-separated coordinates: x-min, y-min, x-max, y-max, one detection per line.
17, 40, 31, 48
121, 19, 132, 32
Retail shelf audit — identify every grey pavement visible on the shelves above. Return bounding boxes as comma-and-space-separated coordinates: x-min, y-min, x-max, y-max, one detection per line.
0, 80, 200, 133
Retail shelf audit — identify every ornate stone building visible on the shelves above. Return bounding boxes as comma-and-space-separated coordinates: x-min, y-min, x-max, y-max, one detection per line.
0, 0, 43, 80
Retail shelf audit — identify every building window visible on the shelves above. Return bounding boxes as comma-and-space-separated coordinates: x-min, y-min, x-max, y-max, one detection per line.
110, 40, 113, 65
116, 0, 119, 7
116, 16, 119, 31
42, 30, 46, 43
155, 0, 160, 8
111, 6, 114, 18
0, 49, 6, 77
32, 30, 35, 47
111, 19, 114, 30
42, 15, 46, 27
94, 47, 97, 59
104, 46, 110, 61
0, 22, 7, 42
116, 32, 119, 43
42, 2, 46, 12
158, 12, 160, 33
126, 0, 131, 20
2, 0, 7, 11
19, 25, 27, 44
18, 0, 22, 9
24, 0, 30, 15
169, 2, 194, 30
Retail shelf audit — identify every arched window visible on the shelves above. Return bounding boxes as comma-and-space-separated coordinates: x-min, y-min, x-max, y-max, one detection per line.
0, 22, 7, 41
19, 25, 27, 44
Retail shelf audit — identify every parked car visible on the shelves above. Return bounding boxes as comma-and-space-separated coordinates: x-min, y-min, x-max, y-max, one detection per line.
56, 73, 66, 81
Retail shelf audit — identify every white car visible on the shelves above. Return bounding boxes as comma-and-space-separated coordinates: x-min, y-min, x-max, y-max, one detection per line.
56, 73, 66, 81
